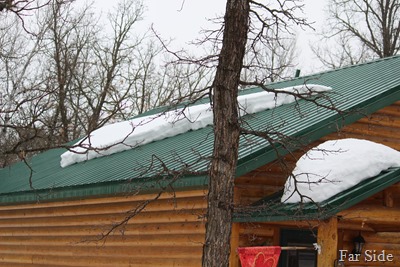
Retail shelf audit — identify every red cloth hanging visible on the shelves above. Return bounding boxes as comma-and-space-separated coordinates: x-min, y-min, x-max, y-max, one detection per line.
237, 246, 281, 267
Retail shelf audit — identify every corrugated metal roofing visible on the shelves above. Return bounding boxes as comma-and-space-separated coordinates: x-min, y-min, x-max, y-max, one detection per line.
1, 55, 400, 204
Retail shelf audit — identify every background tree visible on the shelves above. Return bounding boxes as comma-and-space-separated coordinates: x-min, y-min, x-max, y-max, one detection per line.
241, 20, 298, 83
313, 0, 400, 68
0, 13, 48, 166
129, 46, 213, 115
0, 0, 212, 166
0, 0, 68, 33
312, 31, 372, 69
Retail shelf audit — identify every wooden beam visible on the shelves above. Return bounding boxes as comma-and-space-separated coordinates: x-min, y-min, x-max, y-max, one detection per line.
337, 221, 375, 232
230, 188, 241, 267
317, 217, 338, 267
230, 223, 240, 267
239, 225, 274, 236
384, 189, 394, 207
338, 230, 344, 253
263, 220, 320, 228
272, 226, 280, 246
338, 205, 400, 224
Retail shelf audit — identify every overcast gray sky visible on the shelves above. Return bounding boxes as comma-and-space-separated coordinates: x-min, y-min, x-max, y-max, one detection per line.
96, 0, 329, 74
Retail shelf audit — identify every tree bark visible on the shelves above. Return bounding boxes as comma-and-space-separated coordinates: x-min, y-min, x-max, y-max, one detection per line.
202, 1, 249, 266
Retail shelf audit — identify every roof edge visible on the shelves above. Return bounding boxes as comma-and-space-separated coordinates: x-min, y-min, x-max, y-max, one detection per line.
0, 174, 208, 205
273, 55, 400, 87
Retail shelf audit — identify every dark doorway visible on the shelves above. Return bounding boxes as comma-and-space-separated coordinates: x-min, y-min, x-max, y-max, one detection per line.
279, 229, 317, 267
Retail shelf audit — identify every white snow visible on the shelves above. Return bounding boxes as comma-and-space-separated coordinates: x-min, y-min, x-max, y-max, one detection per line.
281, 138, 400, 203
60, 84, 331, 167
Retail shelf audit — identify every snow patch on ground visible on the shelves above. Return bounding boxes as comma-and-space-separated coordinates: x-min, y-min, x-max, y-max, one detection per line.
281, 138, 400, 203
60, 84, 331, 168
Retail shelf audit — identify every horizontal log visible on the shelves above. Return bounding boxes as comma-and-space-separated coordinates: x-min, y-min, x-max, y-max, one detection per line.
321, 133, 400, 150
236, 185, 281, 198
239, 237, 273, 247
0, 208, 206, 227
0, 244, 203, 259
238, 196, 265, 205
261, 220, 320, 228
358, 115, 400, 128
246, 160, 296, 174
373, 104, 400, 117
337, 221, 375, 232
0, 233, 205, 247
239, 224, 275, 237
342, 122, 400, 140
0, 222, 205, 237
236, 174, 287, 185
338, 205, 400, 224
0, 263, 56, 267
343, 232, 400, 245
0, 253, 201, 267
0, 196, 207, 219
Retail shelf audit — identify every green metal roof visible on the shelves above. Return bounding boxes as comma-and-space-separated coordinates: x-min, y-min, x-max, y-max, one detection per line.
234, 167, 400, 222
1, 55, 400, 204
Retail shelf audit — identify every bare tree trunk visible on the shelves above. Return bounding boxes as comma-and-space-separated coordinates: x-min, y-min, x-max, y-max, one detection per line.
202, 1, 249, 266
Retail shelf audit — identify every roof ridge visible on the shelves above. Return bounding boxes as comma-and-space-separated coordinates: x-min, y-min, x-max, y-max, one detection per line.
132, 55, 400, 118
273, 54, 400, 86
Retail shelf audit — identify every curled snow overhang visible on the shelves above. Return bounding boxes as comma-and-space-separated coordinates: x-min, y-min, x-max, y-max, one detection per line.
233, 166, 400, 223
281, 139, 400, 204
60, 84, 332, 168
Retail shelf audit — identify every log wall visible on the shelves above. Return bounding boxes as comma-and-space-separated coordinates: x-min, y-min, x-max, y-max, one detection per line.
0, 100, 398, 267
233, 101, 400, 266
0, 189, 207, 267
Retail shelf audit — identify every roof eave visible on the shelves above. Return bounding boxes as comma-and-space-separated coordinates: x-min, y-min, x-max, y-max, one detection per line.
0, 174, 208, 205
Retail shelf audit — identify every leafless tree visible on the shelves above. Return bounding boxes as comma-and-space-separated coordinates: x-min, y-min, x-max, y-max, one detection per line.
312, 32, 372, 69
0, 0, 212, 166
0, 0, 73, 34
0, 11, 48, 166
126, 44, 213, 116
0, 0, 49, 13
313, 0, 400, 68
201, 1, 310, 266
241, 24, 298, 83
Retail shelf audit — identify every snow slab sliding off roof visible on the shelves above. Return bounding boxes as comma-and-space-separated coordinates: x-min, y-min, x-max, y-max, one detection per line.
1, 55, 400, 204
60, 84, 331, 168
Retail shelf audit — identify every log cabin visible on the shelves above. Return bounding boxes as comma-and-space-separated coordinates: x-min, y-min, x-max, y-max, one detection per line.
0, 55, 400, 267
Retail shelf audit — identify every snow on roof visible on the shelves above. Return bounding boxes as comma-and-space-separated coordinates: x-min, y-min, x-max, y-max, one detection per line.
281, 138, 400, 203
60, 84, 331, 168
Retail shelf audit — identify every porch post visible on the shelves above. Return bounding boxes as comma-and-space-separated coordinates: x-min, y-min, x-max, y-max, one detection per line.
317, 216, 338, 267
229, 222, 240, 267
229, 188, 241, 267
